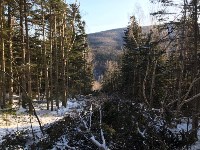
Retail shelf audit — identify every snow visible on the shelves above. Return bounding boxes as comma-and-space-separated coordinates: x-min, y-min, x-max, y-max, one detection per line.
17, 106, 27, 114
167, 23, 175, 40
169, 118, 192, 133
52, 135, 76, 150
0, 98, 87, 145
90, 135, 108, 150
167, 118, 200, 149
191, 128, 200, 150
2, 96, 200, 149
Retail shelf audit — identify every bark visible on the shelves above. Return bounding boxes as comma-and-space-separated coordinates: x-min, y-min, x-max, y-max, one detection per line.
36, 67, 40, 101
19, 0, 27, 108
8, 3, 14, 105
177, 0, 187, 110
61, 14, 67, 107
41, 2, 49, 110
24, 0, 32, 113
192, 0, 199, 139
0, 1, 6, 108
150, 53, 157, 107
142, 52, 150, 107
54, 15, 59, 108
0, 3, 2, 107
49, 7, 54, 111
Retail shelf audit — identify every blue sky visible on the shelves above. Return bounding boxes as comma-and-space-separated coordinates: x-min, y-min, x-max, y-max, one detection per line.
68, 0, 152, 33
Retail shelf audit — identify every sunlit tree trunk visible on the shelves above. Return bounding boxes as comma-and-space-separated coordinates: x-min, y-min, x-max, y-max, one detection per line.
49, 7, 54, 111
8, 2, 14, 105
54, 15, 59, 108
41, 2, 49, 110
142, 51, 150, 107
36, 66, 40, 100
60, 13, 67, 107
0, 1, 2, 107
24, 0, 32, 113
19, 0, 27, 108
35, 24, 42, 102
0, 1, 6, 108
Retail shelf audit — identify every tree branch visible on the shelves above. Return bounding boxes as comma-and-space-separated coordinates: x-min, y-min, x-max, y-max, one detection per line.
0, 70, 44, 135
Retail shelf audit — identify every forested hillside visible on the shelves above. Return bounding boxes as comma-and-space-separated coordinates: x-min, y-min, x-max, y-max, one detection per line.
88, 26, 151, 80
88, 28, 125, 51
88, 28, 124, 79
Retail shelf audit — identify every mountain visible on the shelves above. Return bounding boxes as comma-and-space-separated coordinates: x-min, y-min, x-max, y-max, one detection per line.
88, 26, 152, 80
87, 26, 152, 52
87, 28, 125, 80
88, 27, 126, 51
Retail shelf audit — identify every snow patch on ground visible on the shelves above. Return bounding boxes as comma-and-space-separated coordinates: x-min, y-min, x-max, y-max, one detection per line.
169, 118, 192, 133
168, 118, 200, 149
0, 98, 87, 144
191, 129, 200, 150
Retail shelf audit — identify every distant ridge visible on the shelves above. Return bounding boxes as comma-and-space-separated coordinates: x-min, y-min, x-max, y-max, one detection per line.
87, 28, 126, 80
87, 27, 126, 51
87, 26, 152, 52
87, 26, 152, 80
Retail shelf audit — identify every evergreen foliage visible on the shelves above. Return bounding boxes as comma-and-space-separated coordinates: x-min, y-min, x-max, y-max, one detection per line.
0, 0, 93, 110
102, 0, 200, 142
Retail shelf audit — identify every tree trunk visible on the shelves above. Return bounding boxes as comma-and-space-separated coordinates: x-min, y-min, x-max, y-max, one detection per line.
19, 0, 27, 109
24, 0, 32, 113
49, 7, 54, 111
192, 0, 199, 139
54, 15, 59, 108
143, 51, 150, 107
61, 14, 67, 107
150, 59, 157, 107
41, 2, 49, 110
0, 1, 6, 108
8, 2, 14, 105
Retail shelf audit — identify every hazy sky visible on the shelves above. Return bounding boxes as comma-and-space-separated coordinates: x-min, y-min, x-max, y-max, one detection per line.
68, 0, 153, 33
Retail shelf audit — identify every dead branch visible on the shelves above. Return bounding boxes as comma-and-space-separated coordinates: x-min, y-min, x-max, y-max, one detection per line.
142, 53, 150, 107
79, 104, 108, 150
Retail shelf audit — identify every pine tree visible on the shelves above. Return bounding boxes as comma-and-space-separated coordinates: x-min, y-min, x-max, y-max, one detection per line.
121, 16, 142, 98
0, 0, 93, 111
68, 3, 93, 96
150, 0, 200, 138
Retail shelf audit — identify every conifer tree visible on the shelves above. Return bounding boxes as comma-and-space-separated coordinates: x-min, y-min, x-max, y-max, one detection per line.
0, 0, 93, 110
121, 16, 142, 98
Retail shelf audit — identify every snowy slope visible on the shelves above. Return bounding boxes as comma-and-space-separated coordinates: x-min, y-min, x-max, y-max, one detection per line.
0, 98, 87, 144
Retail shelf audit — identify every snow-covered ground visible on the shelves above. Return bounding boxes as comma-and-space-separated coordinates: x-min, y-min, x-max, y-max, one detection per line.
191, 130, 200, 150
1, 96, 200, 149
168, 118, 200, 149
0, 97, 87, 144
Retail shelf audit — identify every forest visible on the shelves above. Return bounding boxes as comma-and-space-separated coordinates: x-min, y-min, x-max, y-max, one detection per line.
0, 0, 93, 111
1, 0, 200, 149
